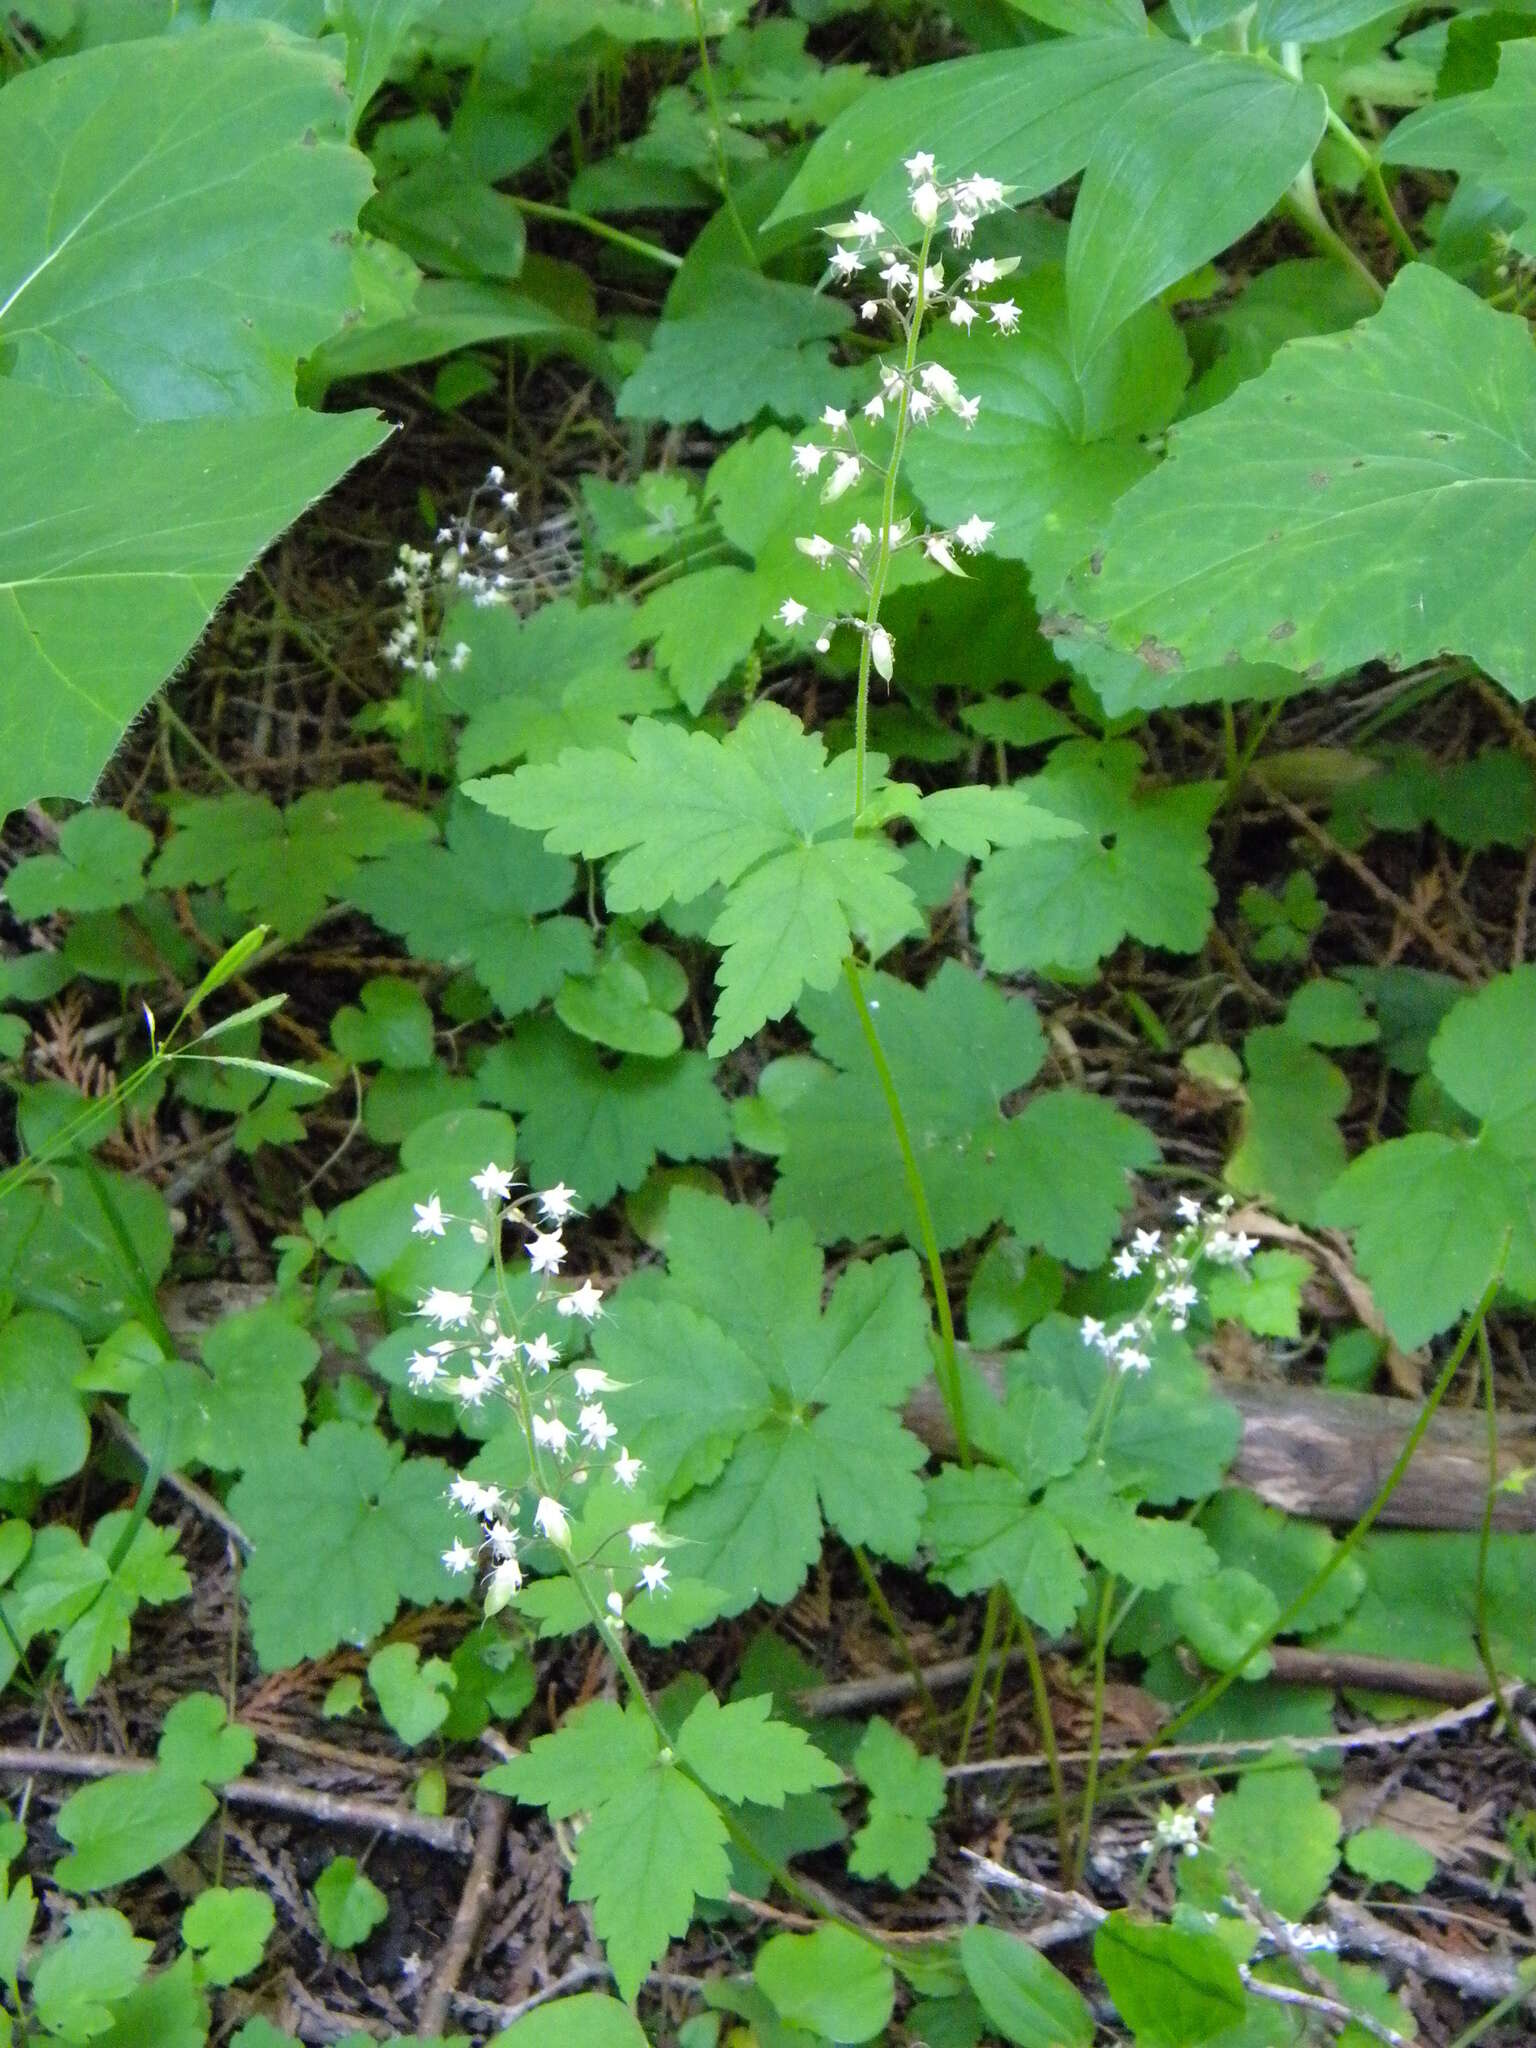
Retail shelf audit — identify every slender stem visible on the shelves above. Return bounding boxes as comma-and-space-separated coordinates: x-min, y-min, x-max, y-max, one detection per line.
1324, 107, 1418, 263
512, 196, 682, 272
1100, 1262, 1506, 1800
1016, 1616, 1071, 1875
1473, 1324, 1533, 1753
853, 218, 935, 820
687, 0, 757, 266
842, 959, 968, 1463
1445, 1978, 1536, 2048
850, 1543, 940, 1732
985, 1604, 1017, 1755
1071, 1575, 1116, 1889
954, 1584, 1003, 1764
1280, 189, 1383, 301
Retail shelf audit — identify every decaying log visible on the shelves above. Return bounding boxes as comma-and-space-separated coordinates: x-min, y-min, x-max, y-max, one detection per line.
904, 1368, 1536, 1535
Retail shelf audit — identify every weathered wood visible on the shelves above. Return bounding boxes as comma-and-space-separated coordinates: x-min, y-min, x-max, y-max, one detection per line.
903, 1369, 1536, 1535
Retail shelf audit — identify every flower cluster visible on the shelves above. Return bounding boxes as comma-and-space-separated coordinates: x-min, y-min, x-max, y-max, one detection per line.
1082, 1196, 1259, 1376
406, 1168, 671, 1624
1141, 1791, 1216, 1858
381, 463, 520, 680
778, 153, 1016, 677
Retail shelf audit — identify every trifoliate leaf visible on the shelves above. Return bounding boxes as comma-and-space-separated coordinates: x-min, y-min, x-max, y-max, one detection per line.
447, 597, 660, 775
312, 1856, 388, 1949
1319, 967, 1536, 1345
1207, 1760, 1340, 1919
5, 810, 152, 919
924, 1467, 1087, 1636
755, 1925, 895, 2044
850, 1719, 945, 1888
600, 1192, 933, 1611
368, 1643, 455, 1748
1065, 266, 1536, 701
0, 1311, 91, 1486
974, 741, 1220, 975
477, 1018, 729, 1207
904, 266, 1187, 593
153, 785, 434, 941
182, 1886, 275, 1986
637, 564, 774, 717
772, 961, 1157, 1259
331, 977, 435, 1071
1205, 1249, 1312, 1338
229, 1423, 467, 1668
30, 1910, 151, 2043
1044, 1470, 1215, 1590
616, 271, 854, 430
466, 703, 925, 1053
3, 1514, 190, 1703
674, 1693, 842, 1807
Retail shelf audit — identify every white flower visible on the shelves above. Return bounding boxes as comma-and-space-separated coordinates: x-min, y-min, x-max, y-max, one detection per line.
955, 515, 994, 552
449, 641, 471, 672
880, 259, 915, 294
1176, 1195, 1204, 1225
1208, 1228, 1257, 1264
573, 1367, 618, 1396
989, 298, 1021, 334
923, 262, 945, 297
862, 393, 885, 423
639, 1559, 671, 1594
524, 1332, 559, 1372
960, 174, 1006, 211
821, 406, 848, 432
923, 535, 963, 576
407, 1351, 443, 1389
557, 1279, 604, 1322
948, 296, 977, 330
526, 1230, 566, 1275
1112, 1248, 1142, 1280
489, 1331, 520, 1366
606, 1589, 624, 1617
849, 520, 873, 548
532, 1414, 572, 1457
1159, 1283, 1199, 1314
860, 298, 881, 322
412, 1195, 447, 1239
947, 209, 976, 246
1081, 1317, 1106, 1347
487, 1556, 524, 1605
792, 441, 826, 478
966, 258, 1001, 288
534, 1496, 570, 1546
627, 1521, 663, 1552
471, 1163, 514, 1204
418, 1288, 475, 1329
850, 210, 883, 240
487, 464, 505, 485
830, 245, 861, 279
451, 1477, 501, 1515
955, 395, 980, 426
797, 533, 836, 565
613, 1447, 643, 1489
539, 1183, 577, 1223
907, 391, 935, 424
1133, 1229, 1162, 1257
442, 1540, 478, 1575
487, 1521, 518, 1559
919, 362, 959, 401
824, 453, 861, 501
904, 151, 936, 180
869, 626, 894, 681
579, 1402, 617, 1451
1116, 1347, 1152, 1375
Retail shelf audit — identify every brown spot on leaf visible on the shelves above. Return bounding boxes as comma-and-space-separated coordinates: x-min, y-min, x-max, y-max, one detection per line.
301, 127, 317, 148
1267, 620, 1296, 643
1135, 636, 1183, 675
1089, 551, 1104, 576
1308, 471, 1330, 488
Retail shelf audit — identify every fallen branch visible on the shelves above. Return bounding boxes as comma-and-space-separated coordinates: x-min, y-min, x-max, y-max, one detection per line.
418, 1794, 508, 2031
0, 1744, 471, 1855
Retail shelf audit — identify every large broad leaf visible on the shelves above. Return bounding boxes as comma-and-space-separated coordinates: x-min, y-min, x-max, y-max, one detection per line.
766, 38, 1196, 226
1381, 38, 1536, 255
1064, 265, 1536, 701
0, 22, 372, 416
1065, 56, 1325, 364
0, 387, 386, 816
903, 268, 1188, 592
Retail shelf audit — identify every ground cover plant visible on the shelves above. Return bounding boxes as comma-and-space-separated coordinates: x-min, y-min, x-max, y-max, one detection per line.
1, 0, 1535, 2043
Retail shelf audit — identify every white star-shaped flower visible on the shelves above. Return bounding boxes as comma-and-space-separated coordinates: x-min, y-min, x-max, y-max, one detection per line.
526, 1230, 566, 1275
539, 1183, 577, 1223
792, 441, 826, 477
412, 1195, 447, 1238
534, 1497, 570, 1546
955, 515, 994, 552
778, 598, 809, 628
613, 1447, 643, 1489
556, 1279, 604, 1322
639, 1559, 670, 1594
471, 1162, 514, 1204
418, 1288, 475, 1328
524, 1332, 560, 1372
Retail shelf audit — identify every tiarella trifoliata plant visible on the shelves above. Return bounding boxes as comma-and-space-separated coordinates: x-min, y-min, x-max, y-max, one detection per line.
403, 1169, 674, 1624
381, 462, 521, 681
780, 152, 1015, 812
1086, 1194, 1258, 1376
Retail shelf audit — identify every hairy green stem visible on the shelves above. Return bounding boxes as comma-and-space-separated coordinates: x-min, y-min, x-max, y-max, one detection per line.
513, 195, 682, 272
1015, 1617, 1071, 1874
842, 959, 969, 1463
954, 1584, 1003, 1764
1323, 107, 1418, 264
687, 0, 757, 266
851, 1543, 940, 1732
1473, 1324, 1533, 1753
1071, 1575, 1116, 1888
853, 217, 935, 820
1100, 1263, 1507, 1799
